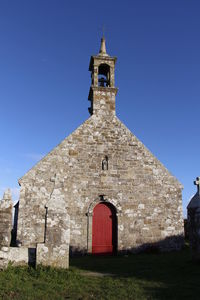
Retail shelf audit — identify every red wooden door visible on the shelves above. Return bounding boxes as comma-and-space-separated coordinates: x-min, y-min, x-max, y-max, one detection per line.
92, 203, 115, 254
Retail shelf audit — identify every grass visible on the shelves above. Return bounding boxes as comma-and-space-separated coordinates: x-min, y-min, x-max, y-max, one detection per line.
0, 245, 200, 299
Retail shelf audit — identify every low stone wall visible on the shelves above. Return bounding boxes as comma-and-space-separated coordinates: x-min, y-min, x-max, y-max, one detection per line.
0, 247, 29, 269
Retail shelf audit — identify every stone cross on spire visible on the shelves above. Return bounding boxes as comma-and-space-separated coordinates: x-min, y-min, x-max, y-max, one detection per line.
102, 25, 105, 38
194, 177, 200, 195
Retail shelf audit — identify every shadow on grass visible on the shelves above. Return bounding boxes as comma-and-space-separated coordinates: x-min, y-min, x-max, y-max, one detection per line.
70, 244, 200, 299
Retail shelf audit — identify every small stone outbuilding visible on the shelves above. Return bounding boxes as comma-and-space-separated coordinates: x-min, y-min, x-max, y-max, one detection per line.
0, 38, 184, 268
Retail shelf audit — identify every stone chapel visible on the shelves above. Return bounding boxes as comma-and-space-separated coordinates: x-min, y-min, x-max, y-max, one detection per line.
0, 38, 184, 268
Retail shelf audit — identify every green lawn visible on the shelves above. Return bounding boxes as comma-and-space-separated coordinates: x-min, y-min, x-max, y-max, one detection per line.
0, 245, 199, 300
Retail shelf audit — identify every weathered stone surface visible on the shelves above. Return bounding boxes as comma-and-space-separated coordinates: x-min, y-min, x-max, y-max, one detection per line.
36, 173, 70, 268
37, 242, 69, 269
0, 247, 29, 269
16, 115, 184, 253
0, 189, 12, 248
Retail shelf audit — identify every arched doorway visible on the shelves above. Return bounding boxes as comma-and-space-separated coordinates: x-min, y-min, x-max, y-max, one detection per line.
92, 202, 117, 254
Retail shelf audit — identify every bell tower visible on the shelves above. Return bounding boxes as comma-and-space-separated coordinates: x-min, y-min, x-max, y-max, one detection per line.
88, 37, 118, 116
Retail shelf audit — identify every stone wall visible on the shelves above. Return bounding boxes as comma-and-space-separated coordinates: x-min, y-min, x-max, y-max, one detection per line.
17, 114, 184, 253
89, 88, 117, 117
0, 189, 12, 248
0, 185, 70, 269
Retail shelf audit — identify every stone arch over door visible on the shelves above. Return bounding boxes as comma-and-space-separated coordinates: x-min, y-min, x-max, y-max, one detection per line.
86, 196, 119, 254
92, 202, 117, 254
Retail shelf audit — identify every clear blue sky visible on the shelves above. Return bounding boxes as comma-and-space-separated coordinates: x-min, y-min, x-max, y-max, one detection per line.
0, 0, 200, 217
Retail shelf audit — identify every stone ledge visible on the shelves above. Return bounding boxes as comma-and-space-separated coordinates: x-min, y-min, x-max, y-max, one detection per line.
0, 247, 29, 268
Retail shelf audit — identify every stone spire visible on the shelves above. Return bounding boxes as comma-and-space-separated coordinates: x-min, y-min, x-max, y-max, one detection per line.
98, 37, 108, 57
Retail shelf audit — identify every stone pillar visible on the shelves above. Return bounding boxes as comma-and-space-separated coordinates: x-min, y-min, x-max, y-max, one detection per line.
187, 177, 200, 261
87, 212, 93, 254
0, 189, 13, 248
36, 174, 70, 268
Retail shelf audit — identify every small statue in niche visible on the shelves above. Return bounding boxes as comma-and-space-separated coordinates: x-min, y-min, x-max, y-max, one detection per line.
102, 156, 108, 171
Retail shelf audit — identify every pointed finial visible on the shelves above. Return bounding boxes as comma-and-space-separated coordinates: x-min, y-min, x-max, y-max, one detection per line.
0, 188, 12, 209
3, 188, 12, 200
99, 36, 109, 57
